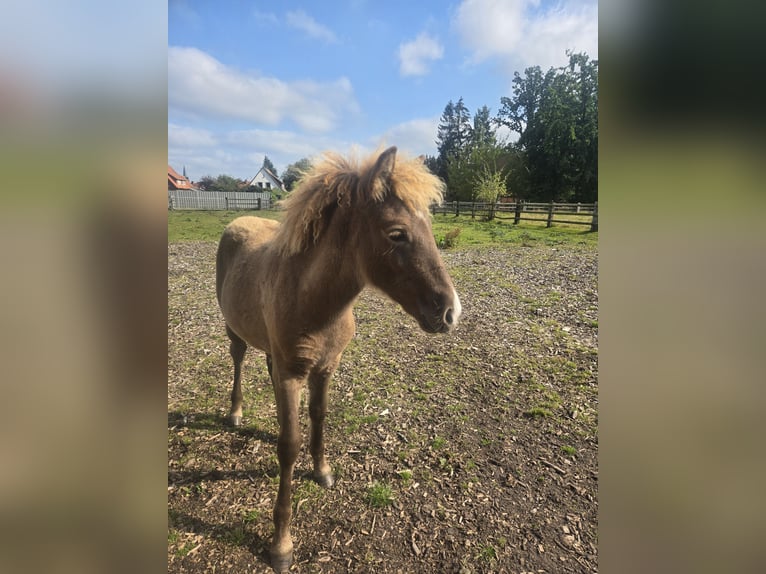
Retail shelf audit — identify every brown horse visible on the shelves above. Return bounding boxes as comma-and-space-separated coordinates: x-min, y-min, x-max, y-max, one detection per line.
215, 146, 461, 571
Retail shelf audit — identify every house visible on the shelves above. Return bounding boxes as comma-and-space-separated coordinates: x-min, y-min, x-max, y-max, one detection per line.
247, 167, 285, 195
168, 165, 193, 190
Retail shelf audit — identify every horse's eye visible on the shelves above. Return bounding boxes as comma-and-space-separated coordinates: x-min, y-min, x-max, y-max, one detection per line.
388, 229, 408, 242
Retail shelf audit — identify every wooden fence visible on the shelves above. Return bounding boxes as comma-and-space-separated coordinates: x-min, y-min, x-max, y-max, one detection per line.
432, 201, 598, 231
168, 189, 273, 211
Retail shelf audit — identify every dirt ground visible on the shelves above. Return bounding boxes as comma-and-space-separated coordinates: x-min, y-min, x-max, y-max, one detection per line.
168, 240, 598, 573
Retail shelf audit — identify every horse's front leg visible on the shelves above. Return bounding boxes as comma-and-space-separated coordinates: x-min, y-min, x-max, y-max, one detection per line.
308, 367, 335, 488
271, 375, 303, 572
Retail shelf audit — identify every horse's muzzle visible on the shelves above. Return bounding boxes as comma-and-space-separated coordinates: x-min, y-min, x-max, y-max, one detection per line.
443, 289, 462, 331
419, 289, 462, 333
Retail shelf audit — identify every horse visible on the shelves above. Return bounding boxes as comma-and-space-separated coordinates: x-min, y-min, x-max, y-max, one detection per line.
215, 146, 462, 571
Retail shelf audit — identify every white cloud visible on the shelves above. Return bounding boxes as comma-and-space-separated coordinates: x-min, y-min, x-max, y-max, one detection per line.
252, 9, 278, 25
398, 33, 444, 77
453, 0, 597, 72
168, 46, 358, 132
168, 123, 216, 148
227, 129, 339, 161
286, 10, 339, 43
377, 117, 441, 157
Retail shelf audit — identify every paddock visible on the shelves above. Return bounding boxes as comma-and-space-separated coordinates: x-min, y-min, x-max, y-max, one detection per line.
168, 235, 598, 573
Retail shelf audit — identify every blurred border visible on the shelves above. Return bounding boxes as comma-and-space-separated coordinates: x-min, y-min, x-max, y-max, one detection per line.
601, 1, 766, 573
1, 2, 168, 573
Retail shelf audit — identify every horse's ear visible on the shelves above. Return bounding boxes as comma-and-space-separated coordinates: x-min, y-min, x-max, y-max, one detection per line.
367, 146, 397, 200
373, 146, 397, 183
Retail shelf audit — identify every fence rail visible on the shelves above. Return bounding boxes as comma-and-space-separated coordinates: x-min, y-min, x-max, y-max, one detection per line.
432, 201, 598, 231
168, 189, 273, 211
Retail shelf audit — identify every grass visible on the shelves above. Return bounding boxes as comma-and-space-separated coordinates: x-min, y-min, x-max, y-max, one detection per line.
365, 481, 394, 508
431, 436, 447, 450
168, 209, 596, 247
397, 469, 413, 484
168, 210, 282, 242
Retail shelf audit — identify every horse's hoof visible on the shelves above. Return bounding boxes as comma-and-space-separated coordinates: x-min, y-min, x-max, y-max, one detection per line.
271, 549, 293, 572
230, 415, 242, 427
314, 472, 335, 489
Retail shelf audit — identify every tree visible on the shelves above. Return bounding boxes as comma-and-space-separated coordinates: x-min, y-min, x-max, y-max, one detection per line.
422, 154, 440, 176
197, 175, 216, 191
281, 157, 313, 191
262, 155, 277, 176
436, 100, 511, 203
496, 51, 598, 202
472, 105, 496, 149
196, 174, 241, 192
435, 98, 473, 189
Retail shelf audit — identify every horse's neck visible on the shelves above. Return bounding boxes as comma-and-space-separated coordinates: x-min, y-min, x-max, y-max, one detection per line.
287, 239, 363, 317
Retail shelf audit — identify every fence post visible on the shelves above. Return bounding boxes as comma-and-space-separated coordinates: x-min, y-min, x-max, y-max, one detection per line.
514, 201, 521, 224
454, 201, 459, 217
225, 197, 229, 210
257, 198, 261, 210
546, 200, 555, 228
590, 201, 598, 232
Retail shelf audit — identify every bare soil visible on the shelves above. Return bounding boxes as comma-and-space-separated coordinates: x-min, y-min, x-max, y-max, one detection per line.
168, 240, 598, 573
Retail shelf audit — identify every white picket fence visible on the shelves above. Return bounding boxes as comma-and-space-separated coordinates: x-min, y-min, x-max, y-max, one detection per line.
168, 189, 273, 211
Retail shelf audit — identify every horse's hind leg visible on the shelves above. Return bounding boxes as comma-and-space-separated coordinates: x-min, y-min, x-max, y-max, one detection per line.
308, 367, 335, 488
226, 325, 247, 426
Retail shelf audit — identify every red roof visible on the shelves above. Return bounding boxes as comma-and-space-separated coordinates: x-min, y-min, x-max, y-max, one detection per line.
168, 165, 192, 190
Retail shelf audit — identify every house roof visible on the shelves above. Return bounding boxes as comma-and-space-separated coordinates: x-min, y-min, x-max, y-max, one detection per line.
248, 166, 285, 189
168, 164, 192, 190
261, 167, 284, 186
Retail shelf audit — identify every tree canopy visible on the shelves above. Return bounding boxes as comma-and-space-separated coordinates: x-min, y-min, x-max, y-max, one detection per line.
496, 51, 598, 202
196, 174, 244, 192
432, 51, 597, 204
280, 157, 313, 191
262, 155, 277, 176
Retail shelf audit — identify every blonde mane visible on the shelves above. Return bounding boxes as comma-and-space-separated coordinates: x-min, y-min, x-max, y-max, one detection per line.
274, 148, 445, 256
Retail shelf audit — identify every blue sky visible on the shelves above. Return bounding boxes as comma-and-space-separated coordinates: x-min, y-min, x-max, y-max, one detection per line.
168, 0, 597, 182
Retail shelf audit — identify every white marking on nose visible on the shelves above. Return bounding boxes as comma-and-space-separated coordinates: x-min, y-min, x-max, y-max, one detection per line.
451, 289, 462, 325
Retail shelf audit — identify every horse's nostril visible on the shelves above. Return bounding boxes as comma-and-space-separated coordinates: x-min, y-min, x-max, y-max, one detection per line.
445, 308, 454, 325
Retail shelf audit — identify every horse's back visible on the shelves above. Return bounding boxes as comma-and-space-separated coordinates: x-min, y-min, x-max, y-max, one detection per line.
216, 216, 280, 302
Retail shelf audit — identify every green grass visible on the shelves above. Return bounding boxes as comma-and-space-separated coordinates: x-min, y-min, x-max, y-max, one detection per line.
365, 482, 394, 508
478, 544, 497, 562
168, 209, 596, 248
397, 469, 413, 484
243, 509, 261, 524
431, 213, 596, 248
168, 210, 282, 242
431, 436, 447, 450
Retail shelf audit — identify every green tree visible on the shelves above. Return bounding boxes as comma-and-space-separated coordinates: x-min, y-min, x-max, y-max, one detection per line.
472, 105, 496, 149
435, 97, 473, 191
262, 155, 277, 176
197, 175, 216, 191
196, 174, 241, 192
212, 174, 242, 193
496, 51, 597, 202
439, 101, 509, 203
281, 157, 312, 191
